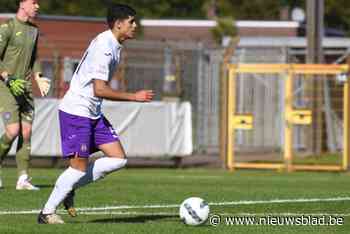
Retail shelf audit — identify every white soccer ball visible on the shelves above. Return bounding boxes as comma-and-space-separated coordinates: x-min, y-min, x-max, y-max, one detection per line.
179, 197, 210, 226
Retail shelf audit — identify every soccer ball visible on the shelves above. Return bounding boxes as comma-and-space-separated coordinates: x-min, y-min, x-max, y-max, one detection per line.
179, 197, 210, 226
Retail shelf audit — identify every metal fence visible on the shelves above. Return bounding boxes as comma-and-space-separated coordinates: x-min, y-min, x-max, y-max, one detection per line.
230, 47, 288, 152
119, 43, 289, 155
225, 63, 349, 171
119, 41, 224, 154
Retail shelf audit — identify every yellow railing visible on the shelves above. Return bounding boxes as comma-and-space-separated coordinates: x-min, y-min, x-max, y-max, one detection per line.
225, 64, 350, 172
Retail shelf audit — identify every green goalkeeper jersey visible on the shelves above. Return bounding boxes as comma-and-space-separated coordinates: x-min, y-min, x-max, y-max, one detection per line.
0, 17, 41, 80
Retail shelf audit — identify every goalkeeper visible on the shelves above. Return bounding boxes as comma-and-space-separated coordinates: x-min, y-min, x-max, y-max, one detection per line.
0, 0, 50, 190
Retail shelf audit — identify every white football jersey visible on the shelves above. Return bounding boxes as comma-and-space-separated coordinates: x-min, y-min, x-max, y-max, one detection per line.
59, 30, 122, 119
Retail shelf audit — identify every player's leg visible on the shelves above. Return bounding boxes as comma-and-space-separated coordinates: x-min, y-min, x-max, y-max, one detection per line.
63, 117, 126, 217
41, 157, 88, 213
15, 121, 39, 190
64, 144, 127, 218
74, 116, 127, 188
94, 140, 128, 175
38, 157, 87, 224
0, 82, 21, 188
73, 141, 127, 188
0, 123, 20, 161
0, 81, 20, 159
39, 111, 92, 224
0, 123, 20, 188
15, 92, 39, 190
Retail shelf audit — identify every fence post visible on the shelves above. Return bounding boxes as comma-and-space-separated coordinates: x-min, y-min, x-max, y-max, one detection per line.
226, 67, 236, 170
284, 68, 294, 172
220, 37, 240, 168
343, 58, 350, 170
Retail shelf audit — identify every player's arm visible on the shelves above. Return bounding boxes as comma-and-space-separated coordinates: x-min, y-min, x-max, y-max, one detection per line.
0, 21, 12, 81
0, 21, 26, 96
32, 31, 51, 96
93, 79, 154, 102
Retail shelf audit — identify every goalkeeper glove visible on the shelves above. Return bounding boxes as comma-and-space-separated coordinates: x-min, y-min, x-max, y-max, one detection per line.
5, 76, 26, 96
35, 73, 51, 96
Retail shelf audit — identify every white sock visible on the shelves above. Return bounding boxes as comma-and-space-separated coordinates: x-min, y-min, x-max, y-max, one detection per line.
74, 157, 127, 189
42, 167, 85, 214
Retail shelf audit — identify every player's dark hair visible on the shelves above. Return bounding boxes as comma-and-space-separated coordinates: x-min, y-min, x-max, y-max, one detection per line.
107, 4, 136, 29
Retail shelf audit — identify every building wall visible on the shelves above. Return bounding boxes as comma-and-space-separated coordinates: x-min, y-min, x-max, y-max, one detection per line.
143, 26, 297, 43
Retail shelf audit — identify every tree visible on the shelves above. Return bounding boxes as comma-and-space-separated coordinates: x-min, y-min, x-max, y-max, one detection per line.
2, 0, 350, 35
324, 0, 350, 33
215, 0, 282, 20
211, 17, 237, 44
37, 0, 206, 19
0, 0, 19, 12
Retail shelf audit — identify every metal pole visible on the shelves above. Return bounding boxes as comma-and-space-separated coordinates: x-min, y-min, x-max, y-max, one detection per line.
226, 68, 236, 171
306, 0, 324, 64
306, 0, 324, 154
343, 58, 350, 170
284, 70, 294, 172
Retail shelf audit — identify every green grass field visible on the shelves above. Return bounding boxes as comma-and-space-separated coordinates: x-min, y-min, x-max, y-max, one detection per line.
0, 167, 350, 233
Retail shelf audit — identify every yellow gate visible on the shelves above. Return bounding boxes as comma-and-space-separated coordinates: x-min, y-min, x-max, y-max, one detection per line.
224, 64, 350, 171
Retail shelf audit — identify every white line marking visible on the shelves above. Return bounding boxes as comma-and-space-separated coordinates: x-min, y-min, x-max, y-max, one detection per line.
75, 196, 350, 211
235, 213, 350, 216
211, 197, 350, 206
0, 197, 349, 215
79, 212, 350, 216
173, 175, 223, 179
80, 211, 177, 216
0, 210, 41, 215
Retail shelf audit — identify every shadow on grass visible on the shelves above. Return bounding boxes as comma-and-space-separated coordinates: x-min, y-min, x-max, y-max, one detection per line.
0, 184, 52, 190
89, 214, 178, 223
36, 184, 54, 189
